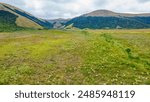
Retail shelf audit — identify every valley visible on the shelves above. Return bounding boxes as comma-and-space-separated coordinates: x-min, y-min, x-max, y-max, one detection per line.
0, 29, 150, 84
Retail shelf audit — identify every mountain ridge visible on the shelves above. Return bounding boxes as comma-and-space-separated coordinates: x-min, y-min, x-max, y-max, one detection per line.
65, 9, 150, 29
0, 2, 52, 31
82, 9, 150, 17
1, 2, 150, 30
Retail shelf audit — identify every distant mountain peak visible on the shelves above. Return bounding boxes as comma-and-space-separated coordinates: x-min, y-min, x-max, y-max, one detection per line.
65, 9, 150, 29
83, 9, 150, 17
90, 9, 115, 14
83, 9, 117, 17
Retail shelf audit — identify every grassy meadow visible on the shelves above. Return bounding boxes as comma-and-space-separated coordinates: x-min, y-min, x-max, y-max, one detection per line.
0, 29, 150, 85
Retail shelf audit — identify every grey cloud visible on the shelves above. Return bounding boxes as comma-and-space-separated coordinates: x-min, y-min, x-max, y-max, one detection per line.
1, 0, 150, 19
91, 0, 109, 11
137, 0, 150, 3
37, 2, 80, 19
0, 0, 25, 5
94, 0, 108, 6
51, 0, 74, 3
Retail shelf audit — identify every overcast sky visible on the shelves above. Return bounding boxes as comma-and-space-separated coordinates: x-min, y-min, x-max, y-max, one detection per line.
0, 0, 150, 19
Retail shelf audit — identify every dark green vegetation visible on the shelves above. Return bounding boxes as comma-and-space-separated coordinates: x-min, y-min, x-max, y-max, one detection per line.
2, 5, 52, 29
65, 16, 150, 29
0, 29, 150, 85
65, 10, 150, 29
0, 10, 23, 32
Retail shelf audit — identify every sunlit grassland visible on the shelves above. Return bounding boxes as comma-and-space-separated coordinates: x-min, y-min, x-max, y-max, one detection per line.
0, 29, 150, 84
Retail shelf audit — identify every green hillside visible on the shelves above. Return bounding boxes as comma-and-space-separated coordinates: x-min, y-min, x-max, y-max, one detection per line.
0, 10, 24, 31
65, 10, 150, 29
0, 29, 150, 84
0, 2, 52, 31
65, 16, 150, 29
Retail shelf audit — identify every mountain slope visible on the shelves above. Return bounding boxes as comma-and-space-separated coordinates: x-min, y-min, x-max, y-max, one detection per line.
65, 10, 150, 29
48, 18, 70, 29
0, 2, 52, 31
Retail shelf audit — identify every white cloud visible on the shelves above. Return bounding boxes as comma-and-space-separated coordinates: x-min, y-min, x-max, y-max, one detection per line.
0, 0, 150, 19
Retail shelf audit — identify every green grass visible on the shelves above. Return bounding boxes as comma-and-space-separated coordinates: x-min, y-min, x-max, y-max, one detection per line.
0, 29, 150, 84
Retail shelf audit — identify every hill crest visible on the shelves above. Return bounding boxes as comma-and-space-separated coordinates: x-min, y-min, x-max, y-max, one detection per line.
0, 2, 52, 30
83, 9, 150, 17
